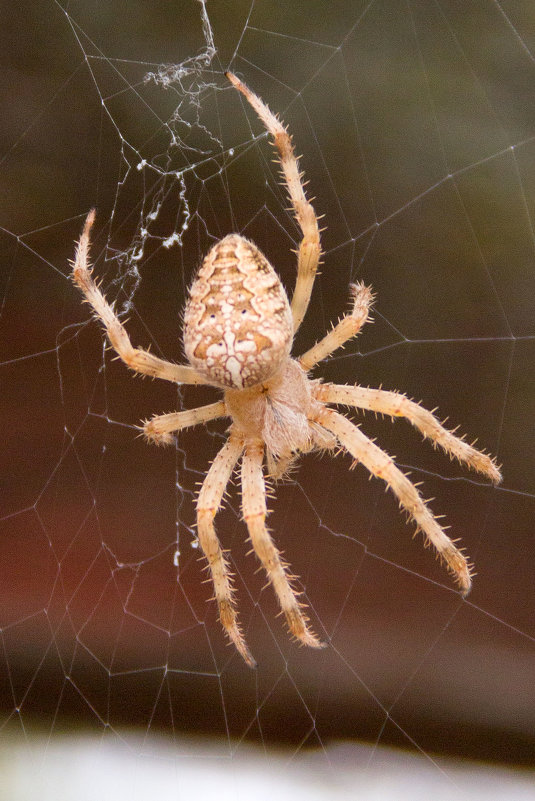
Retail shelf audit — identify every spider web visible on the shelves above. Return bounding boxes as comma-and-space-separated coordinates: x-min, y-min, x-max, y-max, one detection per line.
1, 0, 535, 796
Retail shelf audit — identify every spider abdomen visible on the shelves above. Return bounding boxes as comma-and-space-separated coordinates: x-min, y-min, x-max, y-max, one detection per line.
183, 234, 293, 389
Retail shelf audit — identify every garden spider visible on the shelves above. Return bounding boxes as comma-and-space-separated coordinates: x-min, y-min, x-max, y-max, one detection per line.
72, 71, 501, 667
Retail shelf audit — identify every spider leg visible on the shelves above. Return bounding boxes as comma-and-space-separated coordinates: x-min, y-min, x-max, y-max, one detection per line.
72, 210, 211, 386
143, 400, 227, 445
196, 432, 256, 668
226, 72, 321, 334
241, 441, 325, 649
299, 283, 374, 371
316, 384, 502, 484
314, 407, 473, 595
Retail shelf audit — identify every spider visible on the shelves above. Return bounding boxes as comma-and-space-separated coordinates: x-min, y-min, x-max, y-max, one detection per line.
71, 71, 502, 668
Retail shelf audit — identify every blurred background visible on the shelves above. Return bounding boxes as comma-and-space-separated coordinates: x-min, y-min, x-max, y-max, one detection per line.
1, 0, 535, 797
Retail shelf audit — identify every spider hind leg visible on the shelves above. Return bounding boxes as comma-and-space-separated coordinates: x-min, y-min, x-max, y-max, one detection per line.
226, 71, 321, 335
71, 210, 210, 386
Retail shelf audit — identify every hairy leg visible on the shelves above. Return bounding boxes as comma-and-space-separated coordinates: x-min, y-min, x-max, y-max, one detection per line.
226, 72, 321, 334
72, 210, 210, 385
299, 283, 374, 371
241, 441, 324, 649
196, 433, 256, 667
143, 400, 227, 445
314, 407, 473, 594
316, 383, 501, 484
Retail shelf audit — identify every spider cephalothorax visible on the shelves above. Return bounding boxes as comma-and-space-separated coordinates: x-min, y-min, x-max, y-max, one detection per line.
72, 72, 501, 667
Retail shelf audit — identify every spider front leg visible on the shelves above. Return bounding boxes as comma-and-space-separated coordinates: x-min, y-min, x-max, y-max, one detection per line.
315, 384, 502, 484
226, 72, 321, 334
72, 210, 210, 386
196, 433, 256, 667
314, 407, 473, 594
299, 282, 374, 371
241, 441, 324, 649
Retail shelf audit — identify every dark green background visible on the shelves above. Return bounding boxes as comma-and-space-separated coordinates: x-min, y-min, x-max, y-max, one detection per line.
1, 0, 534, 767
